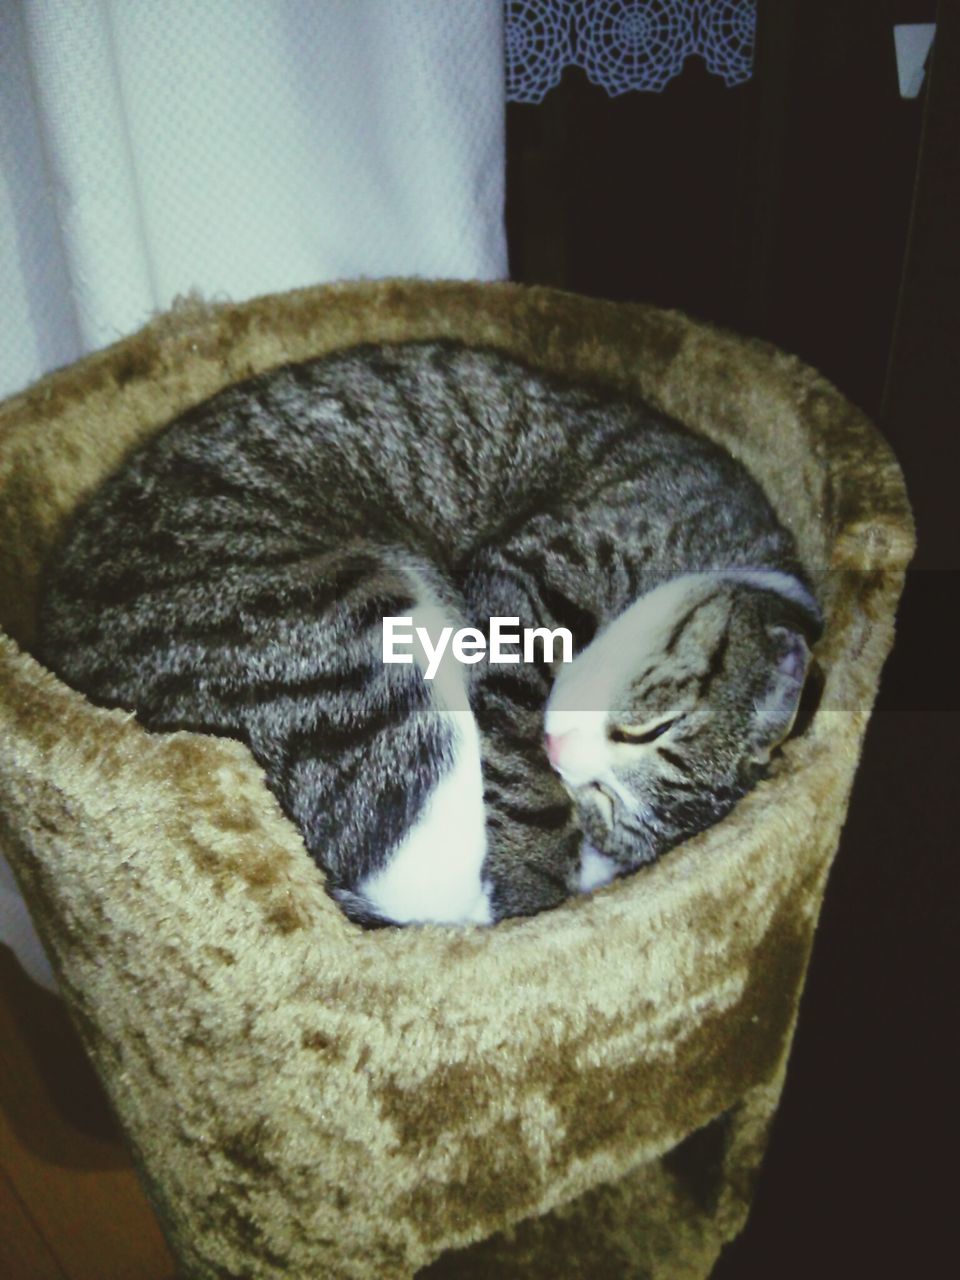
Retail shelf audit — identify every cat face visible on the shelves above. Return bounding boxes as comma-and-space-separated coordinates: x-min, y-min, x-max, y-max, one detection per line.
544, 573, 818, 870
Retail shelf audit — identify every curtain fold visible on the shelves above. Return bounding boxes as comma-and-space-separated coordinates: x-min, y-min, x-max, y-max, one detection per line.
1, 0, 507, 400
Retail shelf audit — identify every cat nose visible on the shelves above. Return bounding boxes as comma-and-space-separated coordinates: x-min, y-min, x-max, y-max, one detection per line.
544, 730, 576, 769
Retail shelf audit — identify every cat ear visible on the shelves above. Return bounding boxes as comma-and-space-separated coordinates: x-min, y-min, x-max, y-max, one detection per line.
749, 626, 812, 760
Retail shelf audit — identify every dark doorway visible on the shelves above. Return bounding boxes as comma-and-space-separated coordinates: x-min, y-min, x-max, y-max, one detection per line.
506, 3, 955, 1274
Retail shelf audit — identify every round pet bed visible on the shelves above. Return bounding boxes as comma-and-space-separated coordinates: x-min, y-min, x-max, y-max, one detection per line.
0, 281, 913, 1278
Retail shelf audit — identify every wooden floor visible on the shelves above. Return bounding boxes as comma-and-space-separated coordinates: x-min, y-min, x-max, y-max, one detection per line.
0, 946, 174, 1280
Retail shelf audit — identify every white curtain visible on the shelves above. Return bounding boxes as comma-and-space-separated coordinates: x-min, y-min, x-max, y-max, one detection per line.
0, 0, 507, 400
0, 0, 507, 988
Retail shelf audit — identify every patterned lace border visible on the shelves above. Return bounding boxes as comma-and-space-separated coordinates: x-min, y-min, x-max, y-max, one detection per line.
506, 0, 756, 102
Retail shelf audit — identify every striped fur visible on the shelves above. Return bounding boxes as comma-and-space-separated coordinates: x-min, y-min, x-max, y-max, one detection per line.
37, 341, 821, 926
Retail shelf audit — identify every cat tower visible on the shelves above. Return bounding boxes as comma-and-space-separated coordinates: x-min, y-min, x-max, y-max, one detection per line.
0, 281, 912, 1278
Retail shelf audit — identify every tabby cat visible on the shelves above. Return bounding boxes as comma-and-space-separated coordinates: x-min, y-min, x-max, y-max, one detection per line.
36, 341, 821, 926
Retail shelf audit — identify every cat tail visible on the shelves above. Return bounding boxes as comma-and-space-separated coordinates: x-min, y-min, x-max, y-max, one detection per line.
329, 886, 398, 930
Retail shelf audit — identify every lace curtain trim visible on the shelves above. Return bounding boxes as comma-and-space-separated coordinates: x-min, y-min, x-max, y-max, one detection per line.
505, 0, 756, 102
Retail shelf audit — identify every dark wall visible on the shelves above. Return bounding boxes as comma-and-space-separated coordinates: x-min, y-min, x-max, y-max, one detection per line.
507, 0, 934, 418
506, 3, 954, 1275
507, 48, 757, 325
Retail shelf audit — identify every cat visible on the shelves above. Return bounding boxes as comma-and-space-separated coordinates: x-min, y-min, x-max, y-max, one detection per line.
36, 340, 822, 927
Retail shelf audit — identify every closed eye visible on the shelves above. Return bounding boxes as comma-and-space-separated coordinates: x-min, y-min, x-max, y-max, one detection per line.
608, 718, 678, 745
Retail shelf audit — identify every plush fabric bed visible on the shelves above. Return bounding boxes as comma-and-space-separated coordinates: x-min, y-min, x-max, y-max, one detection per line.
0, 280, 913, 1278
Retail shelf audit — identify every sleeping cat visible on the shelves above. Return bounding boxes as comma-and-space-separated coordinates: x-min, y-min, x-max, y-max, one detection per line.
36, 341, 821, 926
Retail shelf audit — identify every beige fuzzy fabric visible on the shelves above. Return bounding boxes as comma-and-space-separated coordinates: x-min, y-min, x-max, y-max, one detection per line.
0, 281, 913, 1278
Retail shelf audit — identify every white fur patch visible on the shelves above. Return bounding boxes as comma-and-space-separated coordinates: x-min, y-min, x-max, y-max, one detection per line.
542, 568, 815, 796
543, 574, 712, 788
357, 709, 492, 925
546, 574, 709, 726
357, 574, 490, 925
578, 841, 619, 893
545, 568, 815, 730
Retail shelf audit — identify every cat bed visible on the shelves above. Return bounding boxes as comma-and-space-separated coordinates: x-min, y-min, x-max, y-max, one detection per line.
0, 281, 913, 1279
